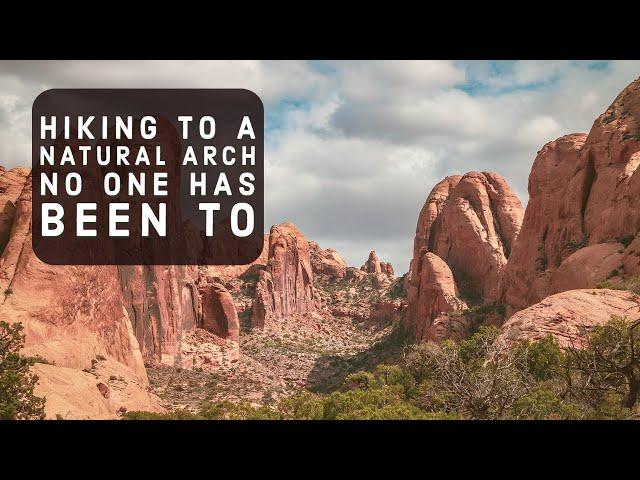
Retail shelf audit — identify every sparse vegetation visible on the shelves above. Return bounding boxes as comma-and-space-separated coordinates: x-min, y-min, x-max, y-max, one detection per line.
595, 275, 640, 294
133, 317, 640, 420
620, 235, 636, 248
386, 276, 407, 300
567, 238, 587, 252
0, 321, 46, 420
536, 244, 548, 272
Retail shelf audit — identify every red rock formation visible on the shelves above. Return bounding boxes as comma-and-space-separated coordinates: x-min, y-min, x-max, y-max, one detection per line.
197, 280, 240, 343
309, 241, 348, 278
0, 167, 30, 253
251, 222, 319, 328
404, 252, 468, 341
504, 78, 640, 316
361, 250, 382, 274
0, 167, 235, 417
117, 264, 199, 367
498, 289, 640, 348
371, 299, 405, 324
360, 250, 394, 281
551, 243, 625, 294
380, 262, 395, 277
405, 172, 523, 341
0, 174, 165, 417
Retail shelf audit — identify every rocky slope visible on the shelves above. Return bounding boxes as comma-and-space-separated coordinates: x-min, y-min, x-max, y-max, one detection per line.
148, 225, 404, 410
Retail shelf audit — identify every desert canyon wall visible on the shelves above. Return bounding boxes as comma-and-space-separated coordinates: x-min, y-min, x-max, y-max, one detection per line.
2, 77, 640, 418
251, 222, 320, 328
503, 78, 640, 315
0, 166, 245, 418
404, 77, 640, 344
404, 172, 523, 341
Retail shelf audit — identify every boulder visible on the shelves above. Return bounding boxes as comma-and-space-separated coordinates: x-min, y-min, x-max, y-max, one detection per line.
197, 280, 240, 343
551, 243, 625, 293
498, 289, 640, 348
309, 240, 348, 278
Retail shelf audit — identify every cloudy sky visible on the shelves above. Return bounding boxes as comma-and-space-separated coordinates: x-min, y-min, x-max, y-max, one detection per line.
1, 60, 639, 272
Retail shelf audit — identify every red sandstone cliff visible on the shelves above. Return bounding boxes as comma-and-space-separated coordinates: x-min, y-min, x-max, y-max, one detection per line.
404, 171, 523, 341
503, 78, 640, 316
0, 167, 242, 418
251, 222, 319, 328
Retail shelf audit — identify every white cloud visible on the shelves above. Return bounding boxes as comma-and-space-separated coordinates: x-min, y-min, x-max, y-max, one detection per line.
1, 60, 639, 273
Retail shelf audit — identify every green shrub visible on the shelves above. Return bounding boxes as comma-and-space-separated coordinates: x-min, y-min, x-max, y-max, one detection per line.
513, 387, 582, 420
279, 392, 325, 420
619, 235, 635, 248
566, 315, 640, 411
595, 275, 640, 294
123, 409, 201, 420
0, 321, 46, 420
515, 335, 564, 382
199, 400, 282, 420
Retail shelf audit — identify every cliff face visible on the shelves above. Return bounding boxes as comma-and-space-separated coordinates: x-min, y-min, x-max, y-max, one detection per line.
0, 168, 240, 417
0, 174, 148, 378
251, 222, 319, 328
0, 173, 165, 417
503, 78, 640, 316
405, 77, 640, 344
404, 252, 468, 342
117, 264, 200, 367
0, 166, 30, 253
404, 172, 523, 341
